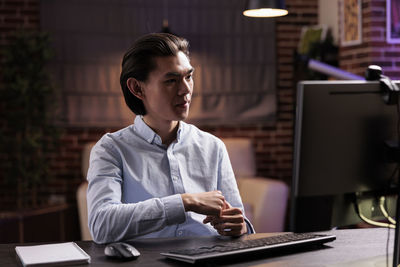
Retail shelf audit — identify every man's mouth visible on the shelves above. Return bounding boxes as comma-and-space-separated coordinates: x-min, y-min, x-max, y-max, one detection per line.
176, 101, 190, 108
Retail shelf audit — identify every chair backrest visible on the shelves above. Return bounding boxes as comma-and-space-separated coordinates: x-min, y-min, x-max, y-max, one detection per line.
221, 138, 256, 178
76, 181, 91, 240
76, 142, 96, 241
81, 142, 96, 179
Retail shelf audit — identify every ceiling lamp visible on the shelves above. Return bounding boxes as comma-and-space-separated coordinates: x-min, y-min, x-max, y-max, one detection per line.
243, 0, 288, 18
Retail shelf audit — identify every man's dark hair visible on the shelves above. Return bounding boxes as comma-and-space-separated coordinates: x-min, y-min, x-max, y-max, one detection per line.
120, 33, 189, 115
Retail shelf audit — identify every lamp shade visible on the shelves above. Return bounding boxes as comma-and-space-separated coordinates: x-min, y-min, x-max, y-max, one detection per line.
243, 0, 288, 18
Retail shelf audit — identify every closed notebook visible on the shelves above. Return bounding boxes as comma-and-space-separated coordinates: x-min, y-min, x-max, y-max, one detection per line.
15, 242, 91, 267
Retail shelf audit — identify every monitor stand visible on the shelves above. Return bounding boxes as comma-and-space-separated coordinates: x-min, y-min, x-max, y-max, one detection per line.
393, 187, 400, 267
388, 140, 400, 267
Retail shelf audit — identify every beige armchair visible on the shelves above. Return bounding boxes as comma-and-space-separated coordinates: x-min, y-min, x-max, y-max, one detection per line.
76, 142, 95, 240
221, 138, 289, 233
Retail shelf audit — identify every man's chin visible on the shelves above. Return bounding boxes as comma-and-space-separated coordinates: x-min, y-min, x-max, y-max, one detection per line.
175, 111, 189, 121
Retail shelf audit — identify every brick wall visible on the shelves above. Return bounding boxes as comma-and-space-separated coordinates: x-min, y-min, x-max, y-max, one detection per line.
0, 0, 319, 210
0, 0, 39, 49
339, 0, 400, 79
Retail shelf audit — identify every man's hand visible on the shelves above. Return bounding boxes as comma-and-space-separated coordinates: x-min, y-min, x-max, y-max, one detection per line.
181, 190, 225, 216
203, 200, 247, 236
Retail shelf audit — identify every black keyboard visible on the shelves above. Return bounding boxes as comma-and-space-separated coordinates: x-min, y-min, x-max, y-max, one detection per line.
161, 232, 336, 264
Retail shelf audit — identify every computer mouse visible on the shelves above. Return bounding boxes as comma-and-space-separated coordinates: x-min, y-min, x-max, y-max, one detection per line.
104, 242, 140, 260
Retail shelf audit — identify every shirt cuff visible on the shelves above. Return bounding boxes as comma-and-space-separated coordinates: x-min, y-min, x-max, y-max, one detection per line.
245, 217, 255, 234
161, 194, 186, 225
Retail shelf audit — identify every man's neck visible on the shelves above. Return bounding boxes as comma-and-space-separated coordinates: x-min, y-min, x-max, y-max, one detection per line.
142, 116, 179, 146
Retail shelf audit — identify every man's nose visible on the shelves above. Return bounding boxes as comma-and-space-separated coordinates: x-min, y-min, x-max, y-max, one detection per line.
178, 79, 192, 95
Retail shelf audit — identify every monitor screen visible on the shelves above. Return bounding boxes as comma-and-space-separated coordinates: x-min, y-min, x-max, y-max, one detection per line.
290, 80, 399, 232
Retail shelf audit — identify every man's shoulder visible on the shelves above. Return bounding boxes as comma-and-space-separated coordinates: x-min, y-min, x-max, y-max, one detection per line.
183, 122, 222, 144
102, 125, 132, 138
96, 125, 134, 147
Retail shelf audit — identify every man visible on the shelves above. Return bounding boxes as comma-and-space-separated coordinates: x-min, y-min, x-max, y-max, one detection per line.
87, 33, 254, 244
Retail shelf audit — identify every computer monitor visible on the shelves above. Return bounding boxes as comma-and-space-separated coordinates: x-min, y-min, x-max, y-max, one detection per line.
290, 80, 399, 232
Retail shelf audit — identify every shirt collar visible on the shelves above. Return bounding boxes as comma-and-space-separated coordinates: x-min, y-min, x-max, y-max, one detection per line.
133, 116, 159, 144
133, 116, 186, 145
176, 122, 183, 143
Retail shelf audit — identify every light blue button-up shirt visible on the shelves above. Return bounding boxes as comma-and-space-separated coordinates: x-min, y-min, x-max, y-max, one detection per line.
87, 116, 254, 243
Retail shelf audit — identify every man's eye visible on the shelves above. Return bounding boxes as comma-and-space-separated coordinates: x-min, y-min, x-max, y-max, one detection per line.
165, 79, 176, 84
185, 75, 192, 81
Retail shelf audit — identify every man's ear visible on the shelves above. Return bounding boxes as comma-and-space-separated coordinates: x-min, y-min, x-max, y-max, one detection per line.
126, 78, 145, 100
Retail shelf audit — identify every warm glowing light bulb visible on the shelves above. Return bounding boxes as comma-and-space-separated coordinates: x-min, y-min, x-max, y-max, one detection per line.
243, 8, 288, 18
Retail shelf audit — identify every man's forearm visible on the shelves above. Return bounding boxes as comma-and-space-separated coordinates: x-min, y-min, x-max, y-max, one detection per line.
88, 194, 186, 243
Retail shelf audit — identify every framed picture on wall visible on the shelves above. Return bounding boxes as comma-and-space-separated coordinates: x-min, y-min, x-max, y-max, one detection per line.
387, 0, 400, 43
340, 0, 362, 46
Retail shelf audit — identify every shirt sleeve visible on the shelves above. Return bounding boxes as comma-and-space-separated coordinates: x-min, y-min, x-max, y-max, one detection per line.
86, 136, 186, 244
216, 139, 255, 234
